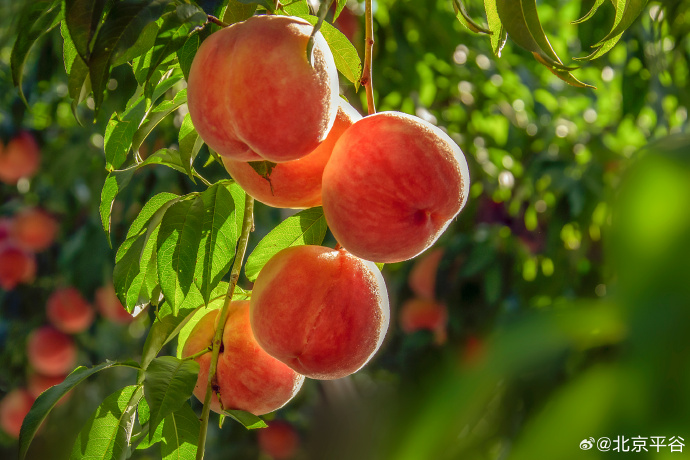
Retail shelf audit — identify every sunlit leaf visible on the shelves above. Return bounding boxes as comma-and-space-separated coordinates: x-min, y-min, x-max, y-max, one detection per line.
161, 403, 200, 459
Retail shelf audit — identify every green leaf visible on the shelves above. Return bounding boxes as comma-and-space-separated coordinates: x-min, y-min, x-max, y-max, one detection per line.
157, 196, 205, 313
177, 32, 200, 82
245, 207, 327, 282
64, 0, 106, 62
131, 89, 188, 154
282, 0, 310, 15
223, 0, 258, 24
11, 1, 62, 105
142, 299, 202, 370
296, 15, 362, 89
70, 385, 143, 460
483, 0, 507, 57
333, 0, 347, 21
100, 168, 136, 239
222, 409, 267, 430
195, 182, 245, 304
572, 0, 606, 24
596, 0, 648, 44
248, 161, 277, 182
19, 361, 133, 460
133, 399, 164, 450
144, 357, 200, 442
88, 0, 172, 114
161, 403, 200, 460
178, 114, 204, 179
452, 0, 491, 34
144, 149, 196, 177
236, 0, 275, 12
520, 0, 573, 67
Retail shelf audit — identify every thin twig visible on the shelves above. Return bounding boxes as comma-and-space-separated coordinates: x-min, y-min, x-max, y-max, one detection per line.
207, 14, 229, 28
362, 0, 376, 114
183, 346, 213, 361
196, 194, 255, 460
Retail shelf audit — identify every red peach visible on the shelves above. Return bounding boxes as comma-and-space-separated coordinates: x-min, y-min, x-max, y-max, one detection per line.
0, 389, 35, 438
95, 284, 133, 324
0, 132, 40, 185
0, 243, 36, 290
27, 327, 77, 377
322, 112, 470, 263
334, 7, 360, 42
12, 207, 58, 252
0, 217, 13, 242
182, 301, 304, 416
187, 15, 340, 163
250, 245, 390, 380
258, 420, 299, 460
408, 248, 444, 300
222, 101, 361, 208
46, 287, 95, 334
399, 298, 448, 345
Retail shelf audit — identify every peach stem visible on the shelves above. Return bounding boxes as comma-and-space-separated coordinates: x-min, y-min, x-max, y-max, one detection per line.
362, 0, 376, 115
207, 14, 229, 28
197, 194, 255, 460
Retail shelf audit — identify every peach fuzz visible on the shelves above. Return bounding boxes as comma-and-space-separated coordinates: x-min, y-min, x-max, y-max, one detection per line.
258, 420, 299, 460
408, 248, 444, 300
95, 284, 133, 323
322, 112, 470, 263
399, 298, 448, 345
182, 301, 304, 416
222, 101, 361, 208
12, 207, 59, 252
47, 287, 95, 334
250, 245, 390, 380
0, 389, 35, 438
0, 243, 36, 290
0, 132, 40, 185
187, 15, 339, 163
27, 326, 77, 377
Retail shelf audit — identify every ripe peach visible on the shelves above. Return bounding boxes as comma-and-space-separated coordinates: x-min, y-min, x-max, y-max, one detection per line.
250, 245, 390, 380
0, 132, 40, 185
258, 420, 299, 460
46, 287, 95, 334
0, 243, 36, 290
95, 284, 133, 323
0, 389, 34, 438
322, 112, 470, 263
399, 298, 448, 345
0, 217, 13, 242
222, 101, 361, 208
187, 15, 339, 163
12, 207, 58, 252
182, 301, 304, 416
27, 326, 77, 377
27, 373, 71, 405
408, 248, 444, 300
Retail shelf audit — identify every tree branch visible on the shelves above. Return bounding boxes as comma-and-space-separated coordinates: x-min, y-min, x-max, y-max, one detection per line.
362, 0, 376, 115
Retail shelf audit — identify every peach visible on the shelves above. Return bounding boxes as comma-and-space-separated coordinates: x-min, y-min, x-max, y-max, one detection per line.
0, 132, 40, 185
95, 284, 133, 323
250, 245, 390, 380
27, 326, 77, 377
222, 101, 361, 208
258, 420, 299, 460
187, 15, 339, 163
408, 248, 444, 300
322, 112, 470, 263
334, 7, 360, 43
182, 301, 304, 416
46, 287, 95, 334
399, 298, 448, 345
27, 373, 70, 405
0, 217, 13, 242
0, 243, 36, 290
12, 207, 58, 252
0, 389, 35, 438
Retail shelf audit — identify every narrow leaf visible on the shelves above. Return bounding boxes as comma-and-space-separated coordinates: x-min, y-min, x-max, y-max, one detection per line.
131, 89, 188, 154
452, 0, 491, 34
483, 0, 507, 56
161, 404, 200, 460
177, 32, 200, 82
178, 114, 204, 179
222, 409, 267, 430
333, 0, 347, 21
64, 0, 106, 62
100, 168, 136, 239
223, 0, 258, 24
596, 0, 648, 44
572, 0, 606, 24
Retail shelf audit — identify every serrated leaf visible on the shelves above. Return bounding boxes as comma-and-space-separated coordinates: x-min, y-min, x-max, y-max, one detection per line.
132, 89, 188, 154
161, 403, 200, 460
596, 0, 648, 44
296, 15, 362, 89
124, 193, 181, 245
452, 0, 491, 34
144, 357, 199, 442
245, 207, 327, 282
248, 160, 277, 184
484, 0, 507, 57
64, 0, 106, 62
572, 0, 606, 24
70, 385, 143, 460
11, 1, 62, 105
195, 182, 245, 304
222, 409, 267, 430
223, 0, 258, 24
157, 196, 205, 313
144, 149, 196, 177
100, 168, 136, 239
88, 0, 172, 114
19, 362, 131, 460
333, 0, 347, 21
177, 32, 200, 81
179, 114, 204, 179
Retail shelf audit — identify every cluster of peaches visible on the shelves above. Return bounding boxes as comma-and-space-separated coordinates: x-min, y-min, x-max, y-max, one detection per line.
180, 14, 469, 417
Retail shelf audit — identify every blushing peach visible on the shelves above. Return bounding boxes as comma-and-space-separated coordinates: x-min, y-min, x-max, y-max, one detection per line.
250, 245, 390, 380
46, 287, 95, 334
408, 248, 444, 300
0, 132, 40, 185
27, 373, 71, 405
258, 420, 299, 460
0, 389, 35, 438
187, 15, 339, 163
182, 301, 304, 416
399, 298, 448, 345
12, 207, 58, 252
222, 101, 361, 208
27, 327, 77, 377
0, 243, 36, 290
95, 284, 133, 323
322, 112, 470, 263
